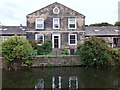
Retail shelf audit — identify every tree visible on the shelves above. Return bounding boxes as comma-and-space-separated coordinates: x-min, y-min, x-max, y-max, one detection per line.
2, 36, 34, 69
114, 21, 120, 26
77, 36, 114, 67
89, 22, 113, 26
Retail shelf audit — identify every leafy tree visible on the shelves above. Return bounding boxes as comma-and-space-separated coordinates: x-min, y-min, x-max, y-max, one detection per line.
114, 21, 120, 26
77, 36, 114, 67
2, 36, 34, 69
89, 22, 113, 26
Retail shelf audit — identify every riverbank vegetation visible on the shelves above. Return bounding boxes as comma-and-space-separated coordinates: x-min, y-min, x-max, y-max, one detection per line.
77, 36, 120, 67
2, 36, 120, 69
2, 36, 34, 70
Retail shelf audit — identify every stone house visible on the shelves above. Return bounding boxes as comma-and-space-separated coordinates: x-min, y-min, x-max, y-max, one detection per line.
0, 25, 27, 44
85, 26, 120, 48
26, 2, 85, 54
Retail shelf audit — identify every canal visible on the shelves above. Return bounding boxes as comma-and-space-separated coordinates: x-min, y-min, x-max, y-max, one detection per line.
2, 67, 120, 89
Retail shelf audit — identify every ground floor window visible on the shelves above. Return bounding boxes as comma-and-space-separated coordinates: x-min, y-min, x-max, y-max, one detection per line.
68, 34, 77, 45
35, 34, 44, 45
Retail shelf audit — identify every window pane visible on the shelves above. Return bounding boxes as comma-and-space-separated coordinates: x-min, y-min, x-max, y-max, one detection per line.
70, 24, 75, 28
54, 24, 59, 28
37, 24, 43, 29
70, 35, 75, 39
36, 34, 44, 45
70, 40, 75, 44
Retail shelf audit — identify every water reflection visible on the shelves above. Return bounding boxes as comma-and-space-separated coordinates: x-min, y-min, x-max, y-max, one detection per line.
2, 67, 120, 89
35, 76, 78, 90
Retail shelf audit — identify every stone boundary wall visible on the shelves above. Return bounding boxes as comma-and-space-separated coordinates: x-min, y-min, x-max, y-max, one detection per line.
1, 56, 82, 68
32, 55, 82, 67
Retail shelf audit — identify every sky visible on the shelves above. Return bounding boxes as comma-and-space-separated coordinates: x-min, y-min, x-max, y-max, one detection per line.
0, 0, 119, 26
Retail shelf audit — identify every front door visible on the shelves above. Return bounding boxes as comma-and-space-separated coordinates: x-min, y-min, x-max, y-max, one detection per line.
52, 34, 60, 48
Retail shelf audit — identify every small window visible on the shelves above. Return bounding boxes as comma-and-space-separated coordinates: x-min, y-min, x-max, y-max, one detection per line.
68, 18, 76, 29
35, 18, 44, 29
53, 18, 60, 29
35, 34, 44, 45
69, 34, 77, 45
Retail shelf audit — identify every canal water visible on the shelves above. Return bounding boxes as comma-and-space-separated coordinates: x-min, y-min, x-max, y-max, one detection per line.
2, 67, 120, 89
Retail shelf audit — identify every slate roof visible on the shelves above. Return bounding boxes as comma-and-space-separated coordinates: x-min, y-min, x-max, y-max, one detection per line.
0, 26, 120, 37
85, 26, 120, 36
0, 26, 27, 35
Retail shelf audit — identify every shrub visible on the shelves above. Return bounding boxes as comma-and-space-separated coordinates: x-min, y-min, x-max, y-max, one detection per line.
36, 40, 52, 55
61, 48, 69, 55
110, 48, 120, 65
77, 36, 113, 67
2, 36, 34, 69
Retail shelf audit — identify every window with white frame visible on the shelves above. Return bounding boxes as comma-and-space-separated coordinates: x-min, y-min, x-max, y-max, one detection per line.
35, 34, 44, 45
68, 18, 76, 29
35, 18, 44, 29
68, 34, 77, 45
53, 18, 60, 29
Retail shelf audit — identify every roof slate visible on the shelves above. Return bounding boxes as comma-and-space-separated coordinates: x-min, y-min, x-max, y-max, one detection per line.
0, 26, 27, 35
85, 26, 120, 36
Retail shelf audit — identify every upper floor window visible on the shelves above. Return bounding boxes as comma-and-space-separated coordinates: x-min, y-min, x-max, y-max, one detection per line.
53, 18, 60, 29
35, 34, 44, 45
68, 18, 76, 29
35, 18, 44, 29
68, 34, 77, 45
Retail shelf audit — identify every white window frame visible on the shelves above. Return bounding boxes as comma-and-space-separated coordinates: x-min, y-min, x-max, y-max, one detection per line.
35, 34, 44, 45
68, 34, 77, 45
68, 18, 76, 29
53, 18, 60, 29
35, 18, 44, 29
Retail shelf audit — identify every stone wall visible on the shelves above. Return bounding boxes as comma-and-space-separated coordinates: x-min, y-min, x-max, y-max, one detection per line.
1, 56, 82, 68
32, 56, 82, 67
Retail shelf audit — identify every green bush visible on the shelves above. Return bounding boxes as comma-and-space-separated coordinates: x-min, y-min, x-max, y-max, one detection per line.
61, 48, 69, 55
2, 36, 34, 68
110, 48, 120, 65
77, 36, 114, 67
36, 40, 52, 55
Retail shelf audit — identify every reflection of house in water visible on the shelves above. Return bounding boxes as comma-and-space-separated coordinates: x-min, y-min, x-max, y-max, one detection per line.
35, 76, 79, 89
69, 76, 78, 90
52, 76, 62, 89
35, 79, 44, 90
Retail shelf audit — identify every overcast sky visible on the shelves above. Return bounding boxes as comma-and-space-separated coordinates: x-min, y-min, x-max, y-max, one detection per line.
0, 0, 119, 26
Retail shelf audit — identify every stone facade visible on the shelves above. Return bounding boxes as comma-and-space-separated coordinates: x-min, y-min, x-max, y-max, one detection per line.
26, 2, 85, 54
26, 2, 85, 30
